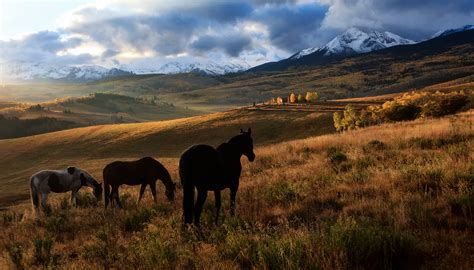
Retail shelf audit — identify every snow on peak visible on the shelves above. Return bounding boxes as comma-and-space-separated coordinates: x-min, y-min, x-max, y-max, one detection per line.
432, 25, 474, 38
323, 28, 414, 55
290, 27, 414, 60
1, 61, 132, 82
121, 60, 250, 76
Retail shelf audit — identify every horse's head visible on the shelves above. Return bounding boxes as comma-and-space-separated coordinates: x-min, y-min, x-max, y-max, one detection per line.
239, 128, 256, 162
75, 168, 103, 201
165, 182, 176, 202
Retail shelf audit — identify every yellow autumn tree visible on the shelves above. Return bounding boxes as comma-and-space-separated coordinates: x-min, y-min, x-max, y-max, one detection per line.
312, 91, 318, 103
276, 96, 283, 105
297, 93, 304, 103
289, 92, 296, 103
305, 91, 312, 103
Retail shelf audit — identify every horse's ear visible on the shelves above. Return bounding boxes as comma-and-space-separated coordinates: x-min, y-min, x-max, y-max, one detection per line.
67, 167, 75, 175
247, 128, 252, 135
240, 128, 244, 133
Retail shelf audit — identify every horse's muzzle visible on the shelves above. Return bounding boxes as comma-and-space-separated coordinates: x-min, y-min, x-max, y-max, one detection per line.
247, 152, 256, 162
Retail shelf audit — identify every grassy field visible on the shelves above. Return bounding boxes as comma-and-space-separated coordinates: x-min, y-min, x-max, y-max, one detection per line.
0, 93, 198, 125
0, 108, 336, 205
0, 109, 472, 269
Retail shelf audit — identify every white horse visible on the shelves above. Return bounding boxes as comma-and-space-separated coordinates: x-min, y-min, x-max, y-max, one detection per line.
30, 166, 102, 212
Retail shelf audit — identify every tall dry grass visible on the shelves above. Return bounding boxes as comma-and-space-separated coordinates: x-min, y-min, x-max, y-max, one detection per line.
0, 111, 473, 269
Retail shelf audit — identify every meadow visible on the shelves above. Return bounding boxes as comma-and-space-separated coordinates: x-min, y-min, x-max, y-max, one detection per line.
0, 109, 472, 269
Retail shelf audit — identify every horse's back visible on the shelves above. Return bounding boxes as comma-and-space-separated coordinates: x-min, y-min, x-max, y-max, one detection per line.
103, 158, 159, 185
179, 144, 221, 187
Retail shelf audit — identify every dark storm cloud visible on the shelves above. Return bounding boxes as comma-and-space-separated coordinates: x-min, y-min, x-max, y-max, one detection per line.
17, 30, 82, 53
252, 4, 328, 52
68, 12, 200, 55
323, 0, 474, 40
191, 34, 253, 57
0, 30, 92, 64
2, 0, 473, 66
188, 2, 253, 23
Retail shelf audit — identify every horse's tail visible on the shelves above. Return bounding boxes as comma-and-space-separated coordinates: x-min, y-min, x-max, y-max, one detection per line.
179, 155, 194, 224
30, 176, 40, 212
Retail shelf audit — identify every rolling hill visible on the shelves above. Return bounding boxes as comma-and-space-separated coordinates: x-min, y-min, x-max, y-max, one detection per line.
0, 93, 198, 139
0, 109, 472, 269
0, 106, 340, 205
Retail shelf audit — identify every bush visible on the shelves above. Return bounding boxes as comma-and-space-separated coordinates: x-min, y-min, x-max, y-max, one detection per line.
33, 236, 57, 266
364, 140, 386, 151
263, 182, 301, 205
2, 212, 23, 225
326, 217, 424, 269
384, 103, 420, 121
5, 242, 23, 269
83, 226, 121, 267
327, 147, 348, 165
123, 208, 155, 232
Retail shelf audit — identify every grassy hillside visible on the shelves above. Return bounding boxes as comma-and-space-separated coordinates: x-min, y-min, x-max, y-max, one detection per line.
0, 108, 336, 205
0, 93, 199, 139
0, 110, 472, 269
0, 73, 223, 105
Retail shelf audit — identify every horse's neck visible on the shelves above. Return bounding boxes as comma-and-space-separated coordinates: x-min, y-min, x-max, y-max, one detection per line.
218, 142, 242, 162
156, 165, 172, 188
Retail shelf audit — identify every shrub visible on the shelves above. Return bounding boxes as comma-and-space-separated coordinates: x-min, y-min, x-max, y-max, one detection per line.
364, 140, 385, 151
2, 212, 23, 225
33, 236, 56, 266
263, 181, 301, 205
384, 103, 420, 121
327, 147, 348, 165
5, 242, 23, 269
83, 226, 121, 267
123, 208, 155, 232
132, 236, 179, 269
77, 192, 99, 208
326, 217, 424, 269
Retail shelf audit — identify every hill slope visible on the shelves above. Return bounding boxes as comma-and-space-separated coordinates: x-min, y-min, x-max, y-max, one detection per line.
0, 107, 338, 204
0, 110, 472, 269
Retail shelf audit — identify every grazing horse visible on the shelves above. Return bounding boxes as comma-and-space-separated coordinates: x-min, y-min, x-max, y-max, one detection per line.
30, 167, 102, 212
103, 157, 176, 208
180, 128, 255, 226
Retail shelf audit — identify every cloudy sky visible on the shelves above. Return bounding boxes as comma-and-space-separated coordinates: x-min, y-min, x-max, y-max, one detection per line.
0, 0, 472, 68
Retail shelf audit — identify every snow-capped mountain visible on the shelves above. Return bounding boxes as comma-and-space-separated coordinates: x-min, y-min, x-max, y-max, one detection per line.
290, 28, 415, 60
432, 25, 474, 38
2, 62, 132, 82
121, 61, 250, 76
1, 60, 249, 82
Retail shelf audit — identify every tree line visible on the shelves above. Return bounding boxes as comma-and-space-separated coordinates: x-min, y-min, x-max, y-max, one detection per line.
333, 90, 472, 132
270, 91, 319, 105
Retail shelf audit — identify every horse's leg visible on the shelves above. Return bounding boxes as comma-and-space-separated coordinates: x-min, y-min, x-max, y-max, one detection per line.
183, 186, 194, 224
104, 182, 111, 208
214, 190, 221, 225
112, 186, 122, 208
230, 186, 238, 216
41, 192, 48, 210
194, 190, 207, 227
138, 183, 147, 203
150, 182, 158, 204
71, 190, 78, 207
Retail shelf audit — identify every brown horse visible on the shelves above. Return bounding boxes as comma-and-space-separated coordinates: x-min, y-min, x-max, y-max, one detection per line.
103, 157, 176, 208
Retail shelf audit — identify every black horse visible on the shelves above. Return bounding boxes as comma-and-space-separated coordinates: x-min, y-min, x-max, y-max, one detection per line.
179, 128, 255, 226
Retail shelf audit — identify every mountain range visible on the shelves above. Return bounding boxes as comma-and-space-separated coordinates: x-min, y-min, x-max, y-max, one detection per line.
2, 25, 472, 82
